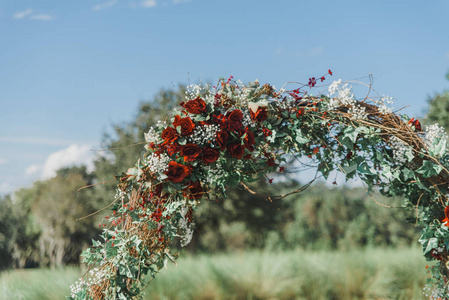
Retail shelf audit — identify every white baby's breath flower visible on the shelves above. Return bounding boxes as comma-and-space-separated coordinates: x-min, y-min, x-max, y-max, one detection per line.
327, 80, 355, 109
423, 124, 448, 148
144, 127, 162, 144
389, 136, 412, 164
189, 124, 220, 146
349, 105, 368, 120
143, 153, 171, 180
373, 95, 394, 114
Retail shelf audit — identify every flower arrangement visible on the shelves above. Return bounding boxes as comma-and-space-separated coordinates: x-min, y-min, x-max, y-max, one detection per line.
69, 71, 449, 299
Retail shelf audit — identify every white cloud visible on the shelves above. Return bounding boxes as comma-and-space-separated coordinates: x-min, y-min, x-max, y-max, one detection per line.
41, 144, 95, 179
93, 0, 118, 11
0, 182, 14, 195
26, 164, 42, 176
142, 0, 157, 8
13, 9, 33, 19
30, 14, 55, 21
0, 158, 7, 165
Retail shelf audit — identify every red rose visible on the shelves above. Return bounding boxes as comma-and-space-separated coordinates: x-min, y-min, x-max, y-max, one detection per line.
173, 115, 195, 136
183, 97, 207, 114
202, 147, 220, 164
165, 161, 191, 183
226, 109, 243, 131
161, 127, 179, 144
213, 113, 228, 129
227, 143, 245, 159
181, 143, 201, 162
216, 130, 229, 150
184, 181, 203, 199
250, 106, 268, 122
267, 158, 276, 167
243, 129, 255, 152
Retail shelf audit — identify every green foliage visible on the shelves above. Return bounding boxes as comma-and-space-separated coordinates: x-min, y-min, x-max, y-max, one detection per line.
10, 166, 99, 268
425, 91, 449, 133
280, 185, 418, 250
0, 195, 16, 270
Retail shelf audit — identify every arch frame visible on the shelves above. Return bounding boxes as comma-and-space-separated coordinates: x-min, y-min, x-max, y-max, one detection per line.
69, 74, 449, 299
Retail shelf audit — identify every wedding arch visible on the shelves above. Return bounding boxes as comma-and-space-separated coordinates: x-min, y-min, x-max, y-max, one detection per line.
69, 71, 449, 299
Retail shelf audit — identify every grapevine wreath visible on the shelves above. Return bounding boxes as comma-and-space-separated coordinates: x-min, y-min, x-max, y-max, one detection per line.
69, 71, 449, 299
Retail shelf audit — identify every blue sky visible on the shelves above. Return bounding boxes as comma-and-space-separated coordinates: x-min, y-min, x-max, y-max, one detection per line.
1, 0, 448, 195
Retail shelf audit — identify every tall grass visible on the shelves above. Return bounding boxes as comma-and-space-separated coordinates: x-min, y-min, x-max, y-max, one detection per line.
0, 248, 429, 300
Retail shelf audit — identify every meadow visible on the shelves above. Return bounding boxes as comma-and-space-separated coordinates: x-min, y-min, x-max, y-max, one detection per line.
0, 247, 429, 300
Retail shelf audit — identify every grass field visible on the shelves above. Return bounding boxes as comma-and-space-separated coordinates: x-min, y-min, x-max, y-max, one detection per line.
0, 247, 430, 300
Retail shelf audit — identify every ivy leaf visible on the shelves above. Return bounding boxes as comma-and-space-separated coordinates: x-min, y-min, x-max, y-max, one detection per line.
342, 163, 358, 176
424, 237, 439, 256
381, 165, 393, 180
357, 161, 375, 175
416, 160, 443, 178
430, 138, 447, 157
401, 168, 415, 181
295, 132, 310, 144
318, 163, 333, 179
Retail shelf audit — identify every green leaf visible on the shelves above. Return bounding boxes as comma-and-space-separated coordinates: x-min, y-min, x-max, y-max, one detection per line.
295, 132, 310, 144
343, 163, 357, 176
357, 162, 375, 175
424, 237, 439, 255
381, 165, 393, 180
430, 138, 447, 157
401, 168, 415, 181
416, 160, 443, 178
318, 163, 333, 179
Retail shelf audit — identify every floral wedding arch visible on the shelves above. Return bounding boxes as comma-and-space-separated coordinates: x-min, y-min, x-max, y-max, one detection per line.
69, 71, 449, 299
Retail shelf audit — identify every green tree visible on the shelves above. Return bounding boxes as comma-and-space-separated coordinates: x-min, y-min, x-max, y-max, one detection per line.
280, 184, 418, 250
424, 72, 449, 132
0, 195, 16, 269
11, 166, 99, 267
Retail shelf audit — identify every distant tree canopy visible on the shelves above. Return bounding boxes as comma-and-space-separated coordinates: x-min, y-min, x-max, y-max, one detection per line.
424, 71, 449, 132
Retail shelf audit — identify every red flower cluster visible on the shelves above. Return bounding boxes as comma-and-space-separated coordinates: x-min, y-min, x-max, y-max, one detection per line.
181, 97, 207, 114
161, 127, 179, 144
226, 109, 244, 131
165, 161, 191, 183
408, 117, 422, 132
173, 115, 195, 136
202, 147, 220, 164
250, 106, 268, 122
180, 144, 220, 164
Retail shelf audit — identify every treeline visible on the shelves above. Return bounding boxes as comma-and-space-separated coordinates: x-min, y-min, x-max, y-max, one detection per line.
3, 80, 448, 270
